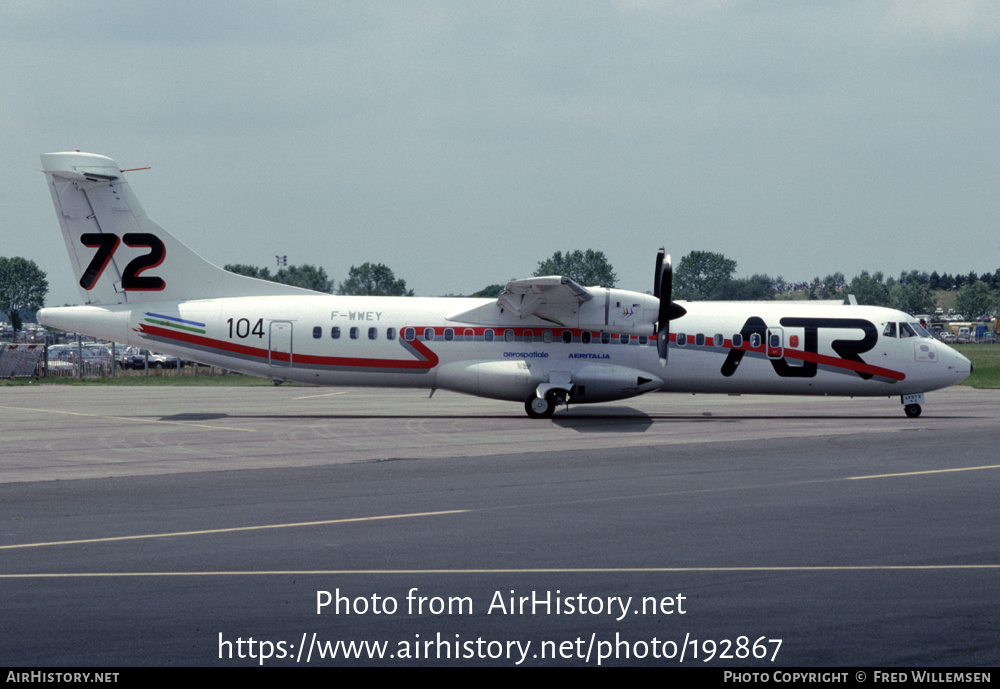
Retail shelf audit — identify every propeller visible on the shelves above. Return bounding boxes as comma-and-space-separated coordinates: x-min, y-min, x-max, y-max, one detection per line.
654, 247, 687, 366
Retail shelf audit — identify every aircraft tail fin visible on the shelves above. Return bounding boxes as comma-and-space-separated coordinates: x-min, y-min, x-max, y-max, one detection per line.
40, 152, 317, 305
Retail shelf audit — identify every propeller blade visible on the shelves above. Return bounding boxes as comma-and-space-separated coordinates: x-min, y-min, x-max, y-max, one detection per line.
653, 247, 664, 301
655, 251, 687, 366
657, 257, 670, 365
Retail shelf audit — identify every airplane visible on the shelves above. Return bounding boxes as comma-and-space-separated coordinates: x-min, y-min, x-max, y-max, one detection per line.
37, 151, 972, 419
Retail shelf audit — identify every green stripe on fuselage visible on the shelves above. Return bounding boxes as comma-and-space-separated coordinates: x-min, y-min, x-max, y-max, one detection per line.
143, 318, 206, 335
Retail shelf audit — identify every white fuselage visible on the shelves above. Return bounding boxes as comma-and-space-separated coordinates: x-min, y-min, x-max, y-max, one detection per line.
39, 295, 972, 405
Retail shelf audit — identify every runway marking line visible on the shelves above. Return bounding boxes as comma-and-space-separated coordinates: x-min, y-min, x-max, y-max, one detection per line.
3, 565, 1000, 579
4, 461, 996, 567
294, 391, 350, 400
848, 464, 1000, 480
0, 404, 254, 432
0, 510, 468, 551
4, 463, 995, 553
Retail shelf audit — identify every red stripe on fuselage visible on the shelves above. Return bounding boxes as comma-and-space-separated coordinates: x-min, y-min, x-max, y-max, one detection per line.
138, 324, 438, 370
666, 333, 905, 381
139, 322, 903, 381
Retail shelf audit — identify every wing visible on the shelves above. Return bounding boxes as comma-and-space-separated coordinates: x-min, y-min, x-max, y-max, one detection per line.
495, 275, 593, 325
447, 275, 658, 335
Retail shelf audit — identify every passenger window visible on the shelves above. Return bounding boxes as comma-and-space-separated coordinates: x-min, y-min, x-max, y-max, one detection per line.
750, 333, 761, 348
770, 334, 780, 348
582, 331, 592, 344
332, 327, 341, 339
619, 334, 629, 344
464, 328, 474, 340
677, 333, 686, 346
714, 334, 723, 347
387, 328, 396, 341
523, 330, 533, 343
313, 326, 322, 339
368, 327, 378, 340
601, 331, 611, 344
882, 322, 897, 338
504, 329, 514, 343
424, 328, 434, 341
562, 330, 573, 344
638, 335, 648, 345
350, 327, 359, 340
484, 329, 494, 342
444, 328, 454, 341
733, 334, 743, 348
403, 327, 414, 341
543, 330, 553, 343
695, 333, 705, 346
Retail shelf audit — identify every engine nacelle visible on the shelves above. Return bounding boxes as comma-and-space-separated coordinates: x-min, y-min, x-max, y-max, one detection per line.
543, 287, 660, 336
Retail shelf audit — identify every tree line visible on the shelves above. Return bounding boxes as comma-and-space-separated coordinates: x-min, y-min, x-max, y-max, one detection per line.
224, 262, 414, 296
0, 257, 48, 331
4, 248, 1000, 333
230, 249, 1000, 321
673, 252, 1000, 320
227, 249, 619, 300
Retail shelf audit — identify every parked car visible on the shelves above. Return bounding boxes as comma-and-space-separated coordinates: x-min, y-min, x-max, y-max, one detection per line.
87, 343, 131, 369
117, 346, 144, 369
125, 347, 182, 369
46, 344, 113, 375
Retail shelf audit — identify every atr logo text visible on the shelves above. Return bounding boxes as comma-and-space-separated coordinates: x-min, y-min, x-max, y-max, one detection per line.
721, 316, 881, 380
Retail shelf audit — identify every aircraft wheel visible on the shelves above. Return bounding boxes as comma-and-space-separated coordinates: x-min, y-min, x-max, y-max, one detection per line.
904, 404, 922, 418
524, 394, 555, 419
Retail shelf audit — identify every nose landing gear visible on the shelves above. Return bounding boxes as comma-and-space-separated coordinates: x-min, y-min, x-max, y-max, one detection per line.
901, 393, 924, 419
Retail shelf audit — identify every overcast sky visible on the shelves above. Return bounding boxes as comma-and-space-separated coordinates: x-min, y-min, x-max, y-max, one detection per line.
3, 1, 999, 305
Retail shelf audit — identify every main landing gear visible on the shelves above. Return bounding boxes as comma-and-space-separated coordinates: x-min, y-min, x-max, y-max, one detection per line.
524, 390, 566, 419
904, 404, 922, 418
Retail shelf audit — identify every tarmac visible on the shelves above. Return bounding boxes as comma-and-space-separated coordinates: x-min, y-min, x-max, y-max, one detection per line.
2, 385, 998, 666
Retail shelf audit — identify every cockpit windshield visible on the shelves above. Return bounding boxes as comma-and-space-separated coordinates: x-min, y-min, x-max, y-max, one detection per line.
883, 321, 933, 339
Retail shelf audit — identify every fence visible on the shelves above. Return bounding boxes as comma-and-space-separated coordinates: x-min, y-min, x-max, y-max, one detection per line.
0, 340, 229, 379
0, 344, 45, 378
